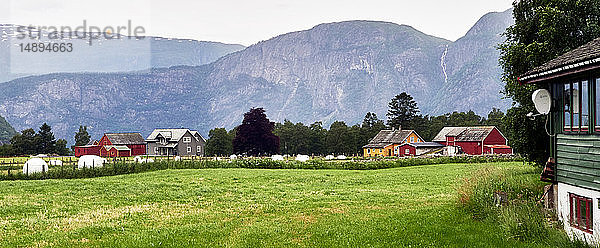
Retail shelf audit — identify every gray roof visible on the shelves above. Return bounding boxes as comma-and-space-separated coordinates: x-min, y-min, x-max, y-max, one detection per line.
146, 128, 205, 142
363, 129, 416, 148
432, 127, 465, 142
103, 145, 131, 151
105, 133, 145, 145
86, 140, 98, 146
433, 126, 497, 142
407, 142, 445, 148
521, 36, 600, 82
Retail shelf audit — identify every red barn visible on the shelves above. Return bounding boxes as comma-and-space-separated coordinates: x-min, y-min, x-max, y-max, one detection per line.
73, 133, 146, 157
432, 126, 512, 155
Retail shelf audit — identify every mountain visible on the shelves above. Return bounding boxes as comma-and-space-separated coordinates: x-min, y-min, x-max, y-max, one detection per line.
0, 9, 514, 141
430, 8, 513, 114
0, 24, 245, 83
0, 115, 16, 143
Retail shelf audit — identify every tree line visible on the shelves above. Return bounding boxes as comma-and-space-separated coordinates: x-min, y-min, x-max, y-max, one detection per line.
0, 93, 506, 157
0, 123, 69, 156
205, 93, 506, 156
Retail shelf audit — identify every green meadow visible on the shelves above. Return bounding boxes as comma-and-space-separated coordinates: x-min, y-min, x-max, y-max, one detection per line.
0, 162, 570, 247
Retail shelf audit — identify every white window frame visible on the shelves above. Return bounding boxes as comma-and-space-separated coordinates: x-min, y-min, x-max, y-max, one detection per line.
197, 146, 201, 152
405, 149, 410, 155
410, 137, 414, 142
183, 137, 191, 143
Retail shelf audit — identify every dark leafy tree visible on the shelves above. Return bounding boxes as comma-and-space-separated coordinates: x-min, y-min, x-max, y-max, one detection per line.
498, 0, 600, 164
309, 122, 327, 155
484, 108, 506, 133
205, 128, 234, 156
55, 139, 70, 156
74, 125, 91, 146
387, 92, 419, 129
0, 144, 14, 156
326, 121, 353, 155
233, 108, 280, 156
10, 128, 37, 155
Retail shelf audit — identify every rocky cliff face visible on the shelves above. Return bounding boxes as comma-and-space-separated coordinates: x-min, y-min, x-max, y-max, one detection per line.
430, 8, 513, 114
0, 9, 515, 141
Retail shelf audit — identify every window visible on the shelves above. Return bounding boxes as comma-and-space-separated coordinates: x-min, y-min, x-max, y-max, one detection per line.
183, 137, 191, 143
197, 146, 201, 152
582, 80, 589, 130
410, 137, 414, 142
570, 193, 593, 233
564, 83, 573, 130
405, 149, 410, 155
154, 147, 158, 153
187, 146, 191, 153
596, 77, 600, 131
564, 81, 590, 132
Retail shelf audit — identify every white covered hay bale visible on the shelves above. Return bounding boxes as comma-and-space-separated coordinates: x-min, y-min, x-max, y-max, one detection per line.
230, 155, 237, 160
134, 156, 154, 163
78, 155, 105, 169
295, 155, 310, 162
271, 155, 284, 161
23, 158, 48, 175
48, 160, 63, 166
174, 156, 182, 161
325, 155, 335, 160
336, 155, 347, 160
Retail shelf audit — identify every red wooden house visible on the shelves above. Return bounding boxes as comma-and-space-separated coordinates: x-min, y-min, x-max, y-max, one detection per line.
432, 126, 512, 155
73, 133, 146, 157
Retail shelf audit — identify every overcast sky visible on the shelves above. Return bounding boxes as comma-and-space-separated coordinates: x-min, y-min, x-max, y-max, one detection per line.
2, 0, 514, 46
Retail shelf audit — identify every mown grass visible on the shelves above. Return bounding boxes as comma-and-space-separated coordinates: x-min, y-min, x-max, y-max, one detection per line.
0, 162, 566, 247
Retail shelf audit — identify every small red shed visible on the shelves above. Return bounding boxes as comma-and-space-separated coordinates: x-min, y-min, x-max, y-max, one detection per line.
432, 126, 511, 155
100, 145, 132, 157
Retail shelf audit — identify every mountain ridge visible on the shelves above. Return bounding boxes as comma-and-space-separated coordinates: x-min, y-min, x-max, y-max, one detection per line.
0, 9, 514, 142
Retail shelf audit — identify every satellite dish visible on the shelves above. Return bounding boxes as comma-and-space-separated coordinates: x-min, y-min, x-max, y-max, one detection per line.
532, 89, 551, 115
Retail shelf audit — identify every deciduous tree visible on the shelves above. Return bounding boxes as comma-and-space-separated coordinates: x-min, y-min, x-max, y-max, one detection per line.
233, 108, 280, 156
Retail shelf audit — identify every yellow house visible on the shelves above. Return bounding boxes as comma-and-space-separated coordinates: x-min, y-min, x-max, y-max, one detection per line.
363, 129, 424, 157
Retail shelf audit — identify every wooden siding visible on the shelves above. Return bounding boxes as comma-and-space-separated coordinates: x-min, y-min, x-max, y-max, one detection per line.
556, 134, 600, 191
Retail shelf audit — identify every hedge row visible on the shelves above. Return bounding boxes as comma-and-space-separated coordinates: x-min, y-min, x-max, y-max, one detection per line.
0, 156, 523, 181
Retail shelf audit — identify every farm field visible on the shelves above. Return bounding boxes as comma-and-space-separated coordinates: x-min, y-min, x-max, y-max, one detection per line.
0, 162, 558, 247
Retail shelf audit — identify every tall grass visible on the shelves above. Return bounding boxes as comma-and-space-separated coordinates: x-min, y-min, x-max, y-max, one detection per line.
0, 156, 522, 181
457, 166, 590, 247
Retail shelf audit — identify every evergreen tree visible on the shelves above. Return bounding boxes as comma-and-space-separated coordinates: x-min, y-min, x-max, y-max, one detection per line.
387, 92, 419, 129
233, 108, 280, 156
74, 125, 91, 146
36, 123, 56, 154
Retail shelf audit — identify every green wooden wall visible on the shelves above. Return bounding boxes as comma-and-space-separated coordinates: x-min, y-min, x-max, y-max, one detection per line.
556, 134, 600, 191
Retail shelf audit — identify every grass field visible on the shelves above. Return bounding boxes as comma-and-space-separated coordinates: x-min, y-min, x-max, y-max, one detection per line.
0, 162, 561, 247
